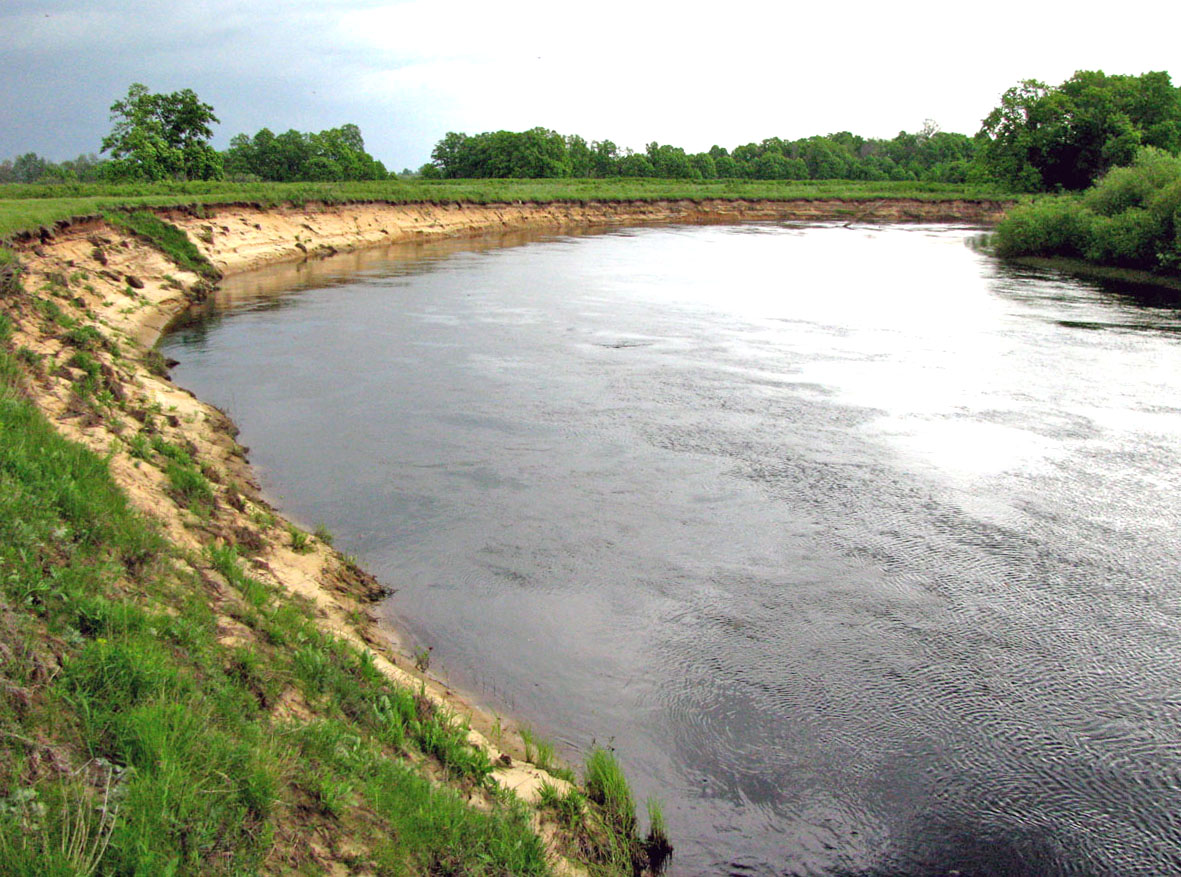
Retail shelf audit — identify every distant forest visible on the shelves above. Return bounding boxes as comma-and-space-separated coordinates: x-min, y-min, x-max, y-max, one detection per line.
3, 70, 1178, 194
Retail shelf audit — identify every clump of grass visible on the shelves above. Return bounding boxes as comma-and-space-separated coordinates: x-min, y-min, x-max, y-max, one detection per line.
63, 325, 105, 350
164, 458, 214, 513
413, 646, 431, 673
288, 524, 312, 553
102, 210, 221, 281
644, 796, 673, 875
537, 781, 587, 833
519, 727, 576, 783
124, 432, 151, 460
0, 247, 24, 297
585, 746, 636, 842
66, 351, 102, 398
580, 745, 676, 873
142, 349, 170, 377
149, 435, 192, 466
207, 543, 271, 608
314, 523, 335, 546
251, 508, 276, 529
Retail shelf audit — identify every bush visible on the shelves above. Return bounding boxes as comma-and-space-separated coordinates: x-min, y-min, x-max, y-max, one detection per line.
992, 197, 1089, 258
992, 147, 1181, 272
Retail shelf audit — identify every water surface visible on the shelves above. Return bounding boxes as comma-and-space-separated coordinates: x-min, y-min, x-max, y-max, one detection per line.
163, 224, 1181, 876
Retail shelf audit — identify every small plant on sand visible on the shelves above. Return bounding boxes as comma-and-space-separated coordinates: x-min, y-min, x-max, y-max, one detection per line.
250, 508, 276, 529
313, 523, 335, 546
537, 781, 587, 832
287, 525, 311, 553
413, 646, 432, 673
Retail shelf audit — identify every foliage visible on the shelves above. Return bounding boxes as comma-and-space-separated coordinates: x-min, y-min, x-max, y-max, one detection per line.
978, 70, 1181, 191
101, 83, 223, 182
992, 147, 1181, 271
426, 124, 982, 182
224, 124, 389, 182
0, 153, 106, 185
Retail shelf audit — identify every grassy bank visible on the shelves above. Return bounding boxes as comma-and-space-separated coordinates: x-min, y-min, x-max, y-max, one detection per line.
0, 178, 1013, 241
0, 210, 668, 872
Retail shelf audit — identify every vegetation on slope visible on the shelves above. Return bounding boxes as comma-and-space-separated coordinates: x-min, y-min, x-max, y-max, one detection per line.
992, 147, 1181, 274
0, 178, 1013, 243
0, 214, 669, 873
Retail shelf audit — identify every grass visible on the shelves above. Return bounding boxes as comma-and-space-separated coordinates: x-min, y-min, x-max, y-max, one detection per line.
521, 727, 576, 783
578, 746, 676, 875
0, 327, 562, 873
0, 179, 672, 873
101, 210, 220, 281
0, 178, 1015, 242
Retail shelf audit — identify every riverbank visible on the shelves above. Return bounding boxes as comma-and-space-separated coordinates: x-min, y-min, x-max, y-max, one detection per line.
0, 197, 1010, 873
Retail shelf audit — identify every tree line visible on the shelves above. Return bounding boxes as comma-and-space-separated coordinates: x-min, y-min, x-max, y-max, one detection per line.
423, 70, 1180, 191
423, 124, 979, 184
3, 71, 1178, 193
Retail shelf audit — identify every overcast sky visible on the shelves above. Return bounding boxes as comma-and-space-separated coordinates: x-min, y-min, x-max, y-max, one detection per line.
2, 0, 1177, 171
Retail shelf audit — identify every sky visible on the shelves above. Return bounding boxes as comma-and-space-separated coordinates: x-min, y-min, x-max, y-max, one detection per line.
2, 0, 1178, 171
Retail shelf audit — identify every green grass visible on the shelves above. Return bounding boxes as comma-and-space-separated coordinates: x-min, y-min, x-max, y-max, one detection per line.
0, 174, 674, 873
521, 726, 576, 783
0, 178, 1014, 242
101, 210, 220, 281
0, 338, 560, 873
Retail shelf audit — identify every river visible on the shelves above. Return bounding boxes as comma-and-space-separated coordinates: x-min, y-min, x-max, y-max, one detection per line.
161, 222, 1181, 876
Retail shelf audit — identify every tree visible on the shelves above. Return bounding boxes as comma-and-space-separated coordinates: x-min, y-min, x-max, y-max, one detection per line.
11, 152, 47, 183
977, 71, 1181, 191
101, 83, 223, 181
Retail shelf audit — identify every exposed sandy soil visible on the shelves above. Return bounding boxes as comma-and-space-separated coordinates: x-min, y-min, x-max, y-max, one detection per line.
5, 198, 1010, 869
159, 197, 1009, 278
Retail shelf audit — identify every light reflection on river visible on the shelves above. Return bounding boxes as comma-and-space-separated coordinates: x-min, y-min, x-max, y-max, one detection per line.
162, 224, 1181, 876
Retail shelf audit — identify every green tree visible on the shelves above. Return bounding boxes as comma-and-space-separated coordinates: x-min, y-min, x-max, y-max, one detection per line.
11, 152, 47, 183
101, 83, 222, 181
978, 71, 1181, 191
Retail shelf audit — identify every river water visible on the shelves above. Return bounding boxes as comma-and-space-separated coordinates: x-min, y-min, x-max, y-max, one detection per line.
161, 223, 1181, 876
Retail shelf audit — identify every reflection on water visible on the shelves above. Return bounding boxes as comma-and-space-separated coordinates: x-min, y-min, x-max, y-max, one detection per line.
162, 224, 1181, 876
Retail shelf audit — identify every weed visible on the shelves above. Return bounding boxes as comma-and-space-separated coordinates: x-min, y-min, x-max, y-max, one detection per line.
314, 523, 335, 546
142, 349, 169, 377
287, 525, 311, 553
250, 509, 276, 530
538, 781, 587, 832
413, 646, 431, 673
0, 773, 120, 877
164, 459, 214, 512
125, 432, 151, 460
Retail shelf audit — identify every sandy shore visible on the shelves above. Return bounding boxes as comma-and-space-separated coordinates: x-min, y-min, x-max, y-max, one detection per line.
8, 197, 1009, 807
